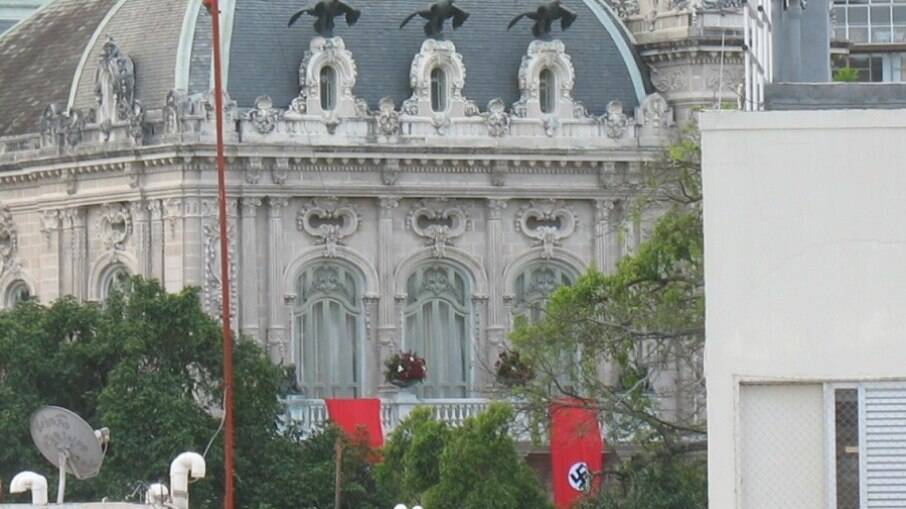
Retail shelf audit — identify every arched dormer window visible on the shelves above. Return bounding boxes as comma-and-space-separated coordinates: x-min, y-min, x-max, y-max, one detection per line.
5, 280, 31, 308
431, 68, 448, 113
320, 66, 337, 112
539, 68, 556, 114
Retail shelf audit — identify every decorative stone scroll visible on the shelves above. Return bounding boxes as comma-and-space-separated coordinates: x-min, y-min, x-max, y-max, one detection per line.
515, 200, 578, 258
0, 207, 18, 277
406, 199, 471, 258
296, 198, 360, 257
512, 39, 586, 121
247, 96, 280, 134
97, 203, 132, 251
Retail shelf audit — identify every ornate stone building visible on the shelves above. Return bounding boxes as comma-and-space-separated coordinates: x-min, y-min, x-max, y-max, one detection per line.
0, 0, 683, 415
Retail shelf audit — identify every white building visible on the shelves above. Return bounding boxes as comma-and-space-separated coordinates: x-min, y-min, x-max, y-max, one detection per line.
702, 102, 906, 507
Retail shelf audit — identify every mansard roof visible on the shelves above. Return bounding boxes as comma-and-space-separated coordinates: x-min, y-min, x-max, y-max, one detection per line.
0, 0, 651, 137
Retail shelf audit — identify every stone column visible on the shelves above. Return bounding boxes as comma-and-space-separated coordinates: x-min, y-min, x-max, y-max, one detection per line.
471, 295, 490, 395
377, 196, 399, 394
182, 198, 204, 288
362, 296, 380, 396
39, 210, 62, 302
267, 196, 290, 363
130, 200, 151, 277
485, 199, 508, 347
148, 200, 165, 281
240, 198, 262, 342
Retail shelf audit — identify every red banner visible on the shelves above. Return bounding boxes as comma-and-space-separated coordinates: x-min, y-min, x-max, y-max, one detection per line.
324, 398, 384, 449
550, 399, 603, 509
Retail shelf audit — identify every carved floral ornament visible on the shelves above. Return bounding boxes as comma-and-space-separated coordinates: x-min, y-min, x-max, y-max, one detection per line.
515, 200, 577, 259
296, 198, 360, 257
0, 207, 18, 276
406, 199, 471, 258
97, 203, 132, 251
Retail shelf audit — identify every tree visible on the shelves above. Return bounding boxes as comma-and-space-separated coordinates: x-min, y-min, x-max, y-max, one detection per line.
506, 126, 706, 506
377, 403, 551, 509
0, 278, 387, 509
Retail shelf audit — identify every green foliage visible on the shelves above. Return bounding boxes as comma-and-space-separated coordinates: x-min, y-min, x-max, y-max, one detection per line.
0, 278, 386, 509
378, 403, 551, 509
577, 458, 707, 509
833, 67, 860, 82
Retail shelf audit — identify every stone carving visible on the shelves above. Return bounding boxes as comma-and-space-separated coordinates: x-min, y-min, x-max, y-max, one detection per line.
399, 0, 470, 37
432, 112, 451, 135
273, 158, 291, 185
604, 100, 630, 139
0, 207, 18, 277
606, 0, 640, 19
296, 198, 360, 257
652, 68, 684, 94
382, 159, 401, 186
288, 0, 361, 37
376, 97, 401, 136
203, 218, 238, 323
640, 93, 673, 128
407, 199, 471, 258
40, 104, 86, 149
98, 203, 132, 251
129, 101, 145, 145
507, 1, 578, 38
514, 39, 581, 121
486, 98, 511, 137
247, 96, 279, 134
95, 36, 135, 125
40, 210, 61, 246
491, 161, 507, 187
246, 157, 264, 184
63, 170, 77, 195
419, 265, 458, 296
124, 162, 142, 189
515, 200, 577, 258
543, 116, 559, 137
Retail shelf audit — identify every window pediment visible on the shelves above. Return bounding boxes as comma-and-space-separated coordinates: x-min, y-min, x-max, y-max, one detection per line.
292, 36, 363, 119
513, 39, 586, 122
403, 39, 478, 125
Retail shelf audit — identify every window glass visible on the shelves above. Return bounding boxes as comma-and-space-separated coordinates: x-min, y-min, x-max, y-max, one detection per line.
430, 68, 447, 113
5, 281, 31, 308
319, 66, 337, 111
872, 4, 892, 22
539, 68, 556, 114
404, 264, 469, 398
295, 263, 361, 398
834, 389, 860, 509
848, 5, 869, 23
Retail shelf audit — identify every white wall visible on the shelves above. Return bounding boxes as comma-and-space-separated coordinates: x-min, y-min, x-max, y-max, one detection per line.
700, 109, 906, 508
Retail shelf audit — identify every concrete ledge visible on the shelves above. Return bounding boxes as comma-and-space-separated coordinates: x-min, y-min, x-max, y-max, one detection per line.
765, 82, 906, 110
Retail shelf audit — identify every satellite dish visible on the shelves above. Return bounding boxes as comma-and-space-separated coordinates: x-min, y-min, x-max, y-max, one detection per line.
29, 406, 109, 503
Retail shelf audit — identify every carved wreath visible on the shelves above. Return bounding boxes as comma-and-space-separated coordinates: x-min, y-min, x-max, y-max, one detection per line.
406, 199, 471, 258
296, 198, 360, 257
515, 200, 577, 259
0, 207, 18, 276
98, 203, 132, 251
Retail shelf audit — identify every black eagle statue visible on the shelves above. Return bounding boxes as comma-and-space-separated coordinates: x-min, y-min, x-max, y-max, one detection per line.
507, 0, 578, 38
400, 0, 470, 38
288, 0, 361, 37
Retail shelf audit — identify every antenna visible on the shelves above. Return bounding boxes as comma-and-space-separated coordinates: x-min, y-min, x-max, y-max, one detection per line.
29, 406, 110, 504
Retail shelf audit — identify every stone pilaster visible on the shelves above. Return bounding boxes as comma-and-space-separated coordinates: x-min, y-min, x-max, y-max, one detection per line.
63, 207, 87, 299
163, 199, 185, 292
595, 199, 622, 273
240, 198, 262, 342
485, 198, 508, 348
182, 198, 203, 288
148, 200, 164, 281
39, 209, 62, 302
471, 295, 489, 395
362, 296, 380, 396
267, 196, 290, 363
377, 196, 399, 394
130, 200, 151, 277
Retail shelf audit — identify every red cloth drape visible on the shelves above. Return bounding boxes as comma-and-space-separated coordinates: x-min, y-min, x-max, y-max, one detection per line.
324, 398, 384, 449
550, 398, 604, 509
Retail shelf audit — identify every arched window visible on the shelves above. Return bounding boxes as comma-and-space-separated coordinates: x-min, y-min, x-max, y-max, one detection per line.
320, 66, 337, 112
539, 68, 556, 114
101, 265, 130, 301
512, 263, 574, 323
5, 280, 31, 308
430, 68, 447, 113
404, 264, 470, 398
294, 263, 362, 398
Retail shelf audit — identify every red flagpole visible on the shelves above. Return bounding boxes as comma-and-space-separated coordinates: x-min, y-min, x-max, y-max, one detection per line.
203, 1, 235, 508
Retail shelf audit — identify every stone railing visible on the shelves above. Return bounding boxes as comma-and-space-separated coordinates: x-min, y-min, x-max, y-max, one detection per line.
284, 395, 498, 439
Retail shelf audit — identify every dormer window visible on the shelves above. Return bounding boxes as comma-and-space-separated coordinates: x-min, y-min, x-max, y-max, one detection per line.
431, 68, 448, 112
539, 68, 556, 114
320, 66, 337, 112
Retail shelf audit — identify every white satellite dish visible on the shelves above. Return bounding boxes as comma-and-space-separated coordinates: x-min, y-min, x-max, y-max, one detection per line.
29, 406, 109, 504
